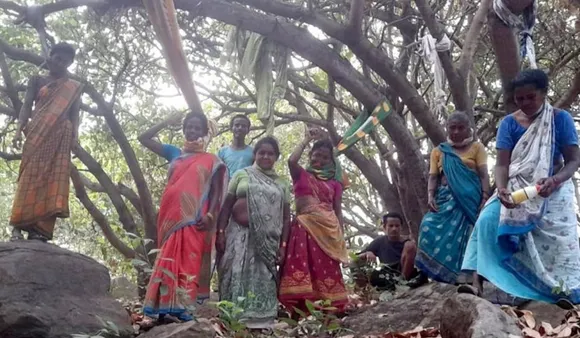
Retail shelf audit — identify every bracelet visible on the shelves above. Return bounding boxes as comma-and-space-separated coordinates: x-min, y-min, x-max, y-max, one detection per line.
281, 241, 287, 248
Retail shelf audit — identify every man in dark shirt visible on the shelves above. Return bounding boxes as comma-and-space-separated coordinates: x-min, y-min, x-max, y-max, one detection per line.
354, 212, 427, 289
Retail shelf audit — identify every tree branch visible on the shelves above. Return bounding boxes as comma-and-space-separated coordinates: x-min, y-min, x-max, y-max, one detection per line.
347, 0, 365, 41
71, 166, 137, 259
73, 144, 139, 235
555, 70, 580, 111
457, 0, 492, 77
414, 0, 471, 115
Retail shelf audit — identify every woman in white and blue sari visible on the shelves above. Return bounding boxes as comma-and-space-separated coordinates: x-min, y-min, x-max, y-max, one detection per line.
460, 69, 580, 308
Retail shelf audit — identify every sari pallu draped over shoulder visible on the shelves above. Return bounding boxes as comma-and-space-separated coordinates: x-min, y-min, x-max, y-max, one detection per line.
11, 78, 83, 239
462, 102, 580, 304
144, 151, 227, 320
416, 143, 481, 283
279, 168, 348, 314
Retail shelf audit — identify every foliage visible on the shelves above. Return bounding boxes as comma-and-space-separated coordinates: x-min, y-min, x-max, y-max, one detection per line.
71, 316, 121, 338
280, 300, 351, 337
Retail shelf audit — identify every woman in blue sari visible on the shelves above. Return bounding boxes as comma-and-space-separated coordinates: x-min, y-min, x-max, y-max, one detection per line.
416, 111, 490, 284
460, 69, 580, 308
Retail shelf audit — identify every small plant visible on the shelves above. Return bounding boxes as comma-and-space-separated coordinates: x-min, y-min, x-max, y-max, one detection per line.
214, 293, 257, 337
552, 279, 572, 297
71, 316, 121, 338
281, 300, 352, 337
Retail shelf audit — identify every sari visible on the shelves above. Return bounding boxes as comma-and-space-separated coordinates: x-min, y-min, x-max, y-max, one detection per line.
11, 78, 83, 239
279, 167, 348, 314
416, 143, 482, 283
218, 166, 287, 328
462, 103, 580, 303
144, 151, 227, 320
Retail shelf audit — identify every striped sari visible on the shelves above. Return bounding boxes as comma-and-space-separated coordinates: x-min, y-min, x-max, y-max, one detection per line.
11, 77, 83, 239
144, 151, 227, 320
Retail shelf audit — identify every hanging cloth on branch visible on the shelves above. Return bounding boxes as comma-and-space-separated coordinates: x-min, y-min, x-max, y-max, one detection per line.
492, 0, 538, 69
143, 0, 217, 147
420, 33, 451, 118
335, 101, 392, 154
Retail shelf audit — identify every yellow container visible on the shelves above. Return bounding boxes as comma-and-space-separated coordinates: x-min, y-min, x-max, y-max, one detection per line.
510, 185, 540, 205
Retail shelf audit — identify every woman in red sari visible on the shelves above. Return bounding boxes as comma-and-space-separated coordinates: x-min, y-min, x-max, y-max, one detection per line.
278, 131, 349, 315
139, 112, 227, 322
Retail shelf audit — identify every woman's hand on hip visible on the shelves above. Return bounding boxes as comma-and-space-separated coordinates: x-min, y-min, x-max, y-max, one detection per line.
537, 177, 558, 198
498, 188, 516, 209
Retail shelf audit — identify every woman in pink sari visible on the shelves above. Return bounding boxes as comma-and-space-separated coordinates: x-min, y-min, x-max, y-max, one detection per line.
139, 112, 227, 322
278, 132, 349, 316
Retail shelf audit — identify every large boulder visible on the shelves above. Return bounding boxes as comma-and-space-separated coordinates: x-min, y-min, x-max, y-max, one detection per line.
439, 294, 521, 338
343, 282, 523, 337
0, 241, 132, 338
343, 282, 457, 334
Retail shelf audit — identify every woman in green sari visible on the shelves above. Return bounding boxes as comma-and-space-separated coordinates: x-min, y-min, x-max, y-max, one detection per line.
216, 136, 291, 329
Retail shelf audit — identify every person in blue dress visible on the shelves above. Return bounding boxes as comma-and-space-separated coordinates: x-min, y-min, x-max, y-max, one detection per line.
459, 69, 580, 309
415, 111, 491, 284
218, 114, 254, 178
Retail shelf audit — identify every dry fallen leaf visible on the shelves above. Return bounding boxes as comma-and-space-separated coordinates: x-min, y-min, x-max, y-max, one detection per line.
523, 312, 537, 329
522, 327, 542, 338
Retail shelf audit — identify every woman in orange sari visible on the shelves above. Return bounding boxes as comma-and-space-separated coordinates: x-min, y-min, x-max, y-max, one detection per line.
10, 42, 83, 242
139, 112, 227, 322
278, 131, 349, 315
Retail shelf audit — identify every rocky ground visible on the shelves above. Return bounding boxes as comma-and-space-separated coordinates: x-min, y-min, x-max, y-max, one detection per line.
1, 241, 578, 338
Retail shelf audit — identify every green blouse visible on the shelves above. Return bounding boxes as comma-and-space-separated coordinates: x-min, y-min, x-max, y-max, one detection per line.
228, 168, 291, 203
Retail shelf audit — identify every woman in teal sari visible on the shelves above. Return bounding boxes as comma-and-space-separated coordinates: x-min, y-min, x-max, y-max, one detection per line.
416, 111, 490, 284
216, 136, 291, 329
460, 69, 580, 308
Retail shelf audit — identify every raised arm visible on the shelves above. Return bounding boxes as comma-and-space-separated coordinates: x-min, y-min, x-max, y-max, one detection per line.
288, 133, 312, 181
138, 113, 182, 158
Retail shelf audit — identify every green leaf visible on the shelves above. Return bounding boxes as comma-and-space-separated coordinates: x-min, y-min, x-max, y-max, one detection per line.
148, 248, 161, 255
131, 259, 149, 267
160, 268, 176, 281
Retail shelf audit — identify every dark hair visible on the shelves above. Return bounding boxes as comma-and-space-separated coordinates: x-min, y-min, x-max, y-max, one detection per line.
183, 112, 209, 136
230, 114, 251, 129
511, 69, 549, 93
447, 110, 471, 127
382, 212, 403, 225
50, 42, 76, 59
254, 136, 280, 159
310, 139, 334, 155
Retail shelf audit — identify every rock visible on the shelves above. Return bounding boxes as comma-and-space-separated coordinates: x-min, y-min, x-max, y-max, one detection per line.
138, 319, 216, 338
0, 241, 132, 338
110, 276, 139, 300
343, 282, 457, 334
440, 294, 521, 338
343, 282, 525, 337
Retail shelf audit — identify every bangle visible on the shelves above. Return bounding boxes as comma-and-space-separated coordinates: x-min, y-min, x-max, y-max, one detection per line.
281, 241, 287, 248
